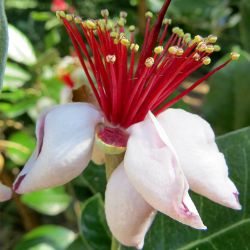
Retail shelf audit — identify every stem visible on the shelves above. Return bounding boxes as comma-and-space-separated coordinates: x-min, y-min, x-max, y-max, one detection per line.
104, 153, 124, 250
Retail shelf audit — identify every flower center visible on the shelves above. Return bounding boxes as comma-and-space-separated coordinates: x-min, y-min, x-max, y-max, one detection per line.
56, 0, 239, 128
95, 125, 128, 155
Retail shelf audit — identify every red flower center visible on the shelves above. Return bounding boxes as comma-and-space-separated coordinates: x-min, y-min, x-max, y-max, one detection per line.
56, 0, 239, 128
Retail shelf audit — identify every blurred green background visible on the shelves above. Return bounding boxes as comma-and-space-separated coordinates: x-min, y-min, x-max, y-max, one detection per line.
0, 0, 250, 249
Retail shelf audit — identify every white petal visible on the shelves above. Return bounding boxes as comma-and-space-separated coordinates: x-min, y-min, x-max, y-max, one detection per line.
0, 183, 12, 202
14, 103, 101, 194
105, 163, 156, 249
157, 108, 241, 210
91, 142, 105, 165
124, 112, 206, 230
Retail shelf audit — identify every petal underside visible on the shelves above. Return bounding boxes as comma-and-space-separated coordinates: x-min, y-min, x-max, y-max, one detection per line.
157, 108, 241, 210
105, 163, 156, 249
124, 112, 206, 229
14, 103, 101, 194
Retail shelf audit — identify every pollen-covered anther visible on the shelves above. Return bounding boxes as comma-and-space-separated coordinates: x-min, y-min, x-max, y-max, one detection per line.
163, 18, 172, 25
66, 14, 74, 22
214, 45, 221, 52
194, 35, 203, 43
193, 53, 201, 61
197, 42, 207, 52
121, 38, 130, 47
120, 11, 128, 18
106, 55, 116, 64
231, 52, 240, 61
129, 25, 136, 32
74, 16, 82, 24
110, 31, 118, 38
202, 56, 211, 65
145, 57, 154, 67
86, 20, 97, 29
154, 46, 164, 55
145, 11, 153, 18
207, 35, 218, 44
168, 46, 178, 55
130, 43, 140, 52
118, 18, 126, 27
177, 48, 184, 56
56, 10, 66, 19
101, 9, 109, 18
172, 27, 180, 34
205, 45, 214, 54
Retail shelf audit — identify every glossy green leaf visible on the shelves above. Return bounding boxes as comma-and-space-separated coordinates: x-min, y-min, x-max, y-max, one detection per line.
8, 24, 37, 65
202, 50, 250, 134
240, 0, 250, 52
121, 127, 250, 250
66, 236, 91, 250
14, 225, 76, 250
21, 187, 72, 216
6, 131, 35, 165
0, 0, 8, 89
3, 62, 31, 89
80, 194, 111, 250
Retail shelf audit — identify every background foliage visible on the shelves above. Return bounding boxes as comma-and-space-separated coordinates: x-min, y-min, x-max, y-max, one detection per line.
0, 0, 250, 249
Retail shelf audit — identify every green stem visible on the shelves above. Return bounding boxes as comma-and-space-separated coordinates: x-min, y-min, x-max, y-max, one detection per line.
111, 235, 121, 250
104, 153, 124, 250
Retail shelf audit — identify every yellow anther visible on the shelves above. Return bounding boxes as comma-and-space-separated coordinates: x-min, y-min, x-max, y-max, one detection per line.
145, 11, 153, 18
121, 38, 130, 47
101, 9, 109, 18
119, 33, 126, 39
110, 31, 118, 38
207, 34, 218, 43
106, 55, 116, 63
231, 52, 240, 61
177, 48, 184, 56
168, 46, 178, 55
120, 11, 128, 18
163, 18, 172, 25
130, 43, 140, 52
172, 27, 180, 34
197, 42, 207, 52
184, 33, 191, 39
194, 35, 203, 43
106, 20, 114, 30
214, 45, 221, 52
118, 18, 126, 27
145, 57, 154, 67
178, 29, 184, 37
86, 20, 96, 29
114, 39, 119, 45
193, 53, 201, 61
66, 14, 74, 22
205, 45, 214, 54
56, 10, 66, 19
74, 16, 82, 24
202, 56, 211, 65
154, 46, 164, 54
129, 25, 136, 32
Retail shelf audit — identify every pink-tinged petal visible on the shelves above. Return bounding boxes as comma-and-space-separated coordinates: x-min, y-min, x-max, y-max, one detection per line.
157, 108, 241, 210
105, 163, 156, 249
124, 112, 206, 230
0, 183, 12, 202
14, 103, 101, 194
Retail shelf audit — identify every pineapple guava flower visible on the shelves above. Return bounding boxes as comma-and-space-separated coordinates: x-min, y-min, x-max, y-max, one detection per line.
13, 0, 241, 248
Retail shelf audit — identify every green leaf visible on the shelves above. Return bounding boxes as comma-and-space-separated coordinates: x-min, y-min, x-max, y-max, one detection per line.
240, 0, 250, 52
21, 187, 72, 216
3, 62, 31, 89
66, 236, 91, 250
80, 194, 111, 250
6, 131, 35, 165
8, 24, 37, 65
202, 49, 250, 134
14, 225, 76, 250
122, 127, 250, 250
0, 0, 8, 89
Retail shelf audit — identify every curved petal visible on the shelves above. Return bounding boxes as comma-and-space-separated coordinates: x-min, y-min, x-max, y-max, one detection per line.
14, 103, 101, 194
157, 108, 241, 210
0, 183, 12, 202
124, 112, 206, 230
105, 163, 156, 249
